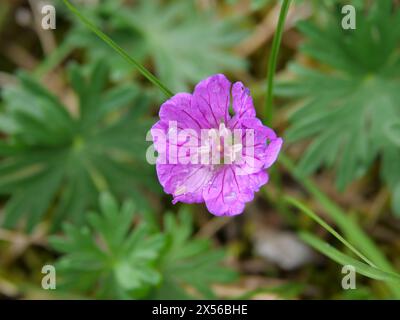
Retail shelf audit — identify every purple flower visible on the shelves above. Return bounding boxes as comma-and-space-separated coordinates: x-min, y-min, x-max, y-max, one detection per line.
151, 74, 283, 216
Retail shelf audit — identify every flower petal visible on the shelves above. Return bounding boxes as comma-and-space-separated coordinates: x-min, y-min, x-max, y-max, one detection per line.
158, 93, 205, 131
157, 164, 213, 204
264, 136, 283, 169
192, 74, 231, 128
203, 167, 268, 216
232, 81, 256, 119
238, 118, 283, 170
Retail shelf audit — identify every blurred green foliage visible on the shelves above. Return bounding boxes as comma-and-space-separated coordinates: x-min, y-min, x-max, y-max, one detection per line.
277, 0, 400, 214
62, 0, 247, 91
0, 61, 158, 231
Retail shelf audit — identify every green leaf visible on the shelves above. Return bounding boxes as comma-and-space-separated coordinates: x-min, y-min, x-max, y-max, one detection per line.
0, 62, 157, 230
62, 0, 173, 97
300, 232, 400, 283
50, 193, 165, 299
2, 160, 65, 231
50, 195, 236, 299
279, 154, 400, 298
64, 0, 246, 92
152, 208, 237, 299
285, 196, 375, 267
278, 1, 400, 212
385, 120, 400, 147
392, 183, 400, 217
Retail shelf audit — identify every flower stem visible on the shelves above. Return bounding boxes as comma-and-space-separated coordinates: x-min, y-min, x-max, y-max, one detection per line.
62, 0, 173, 98
264, 0, 291, 124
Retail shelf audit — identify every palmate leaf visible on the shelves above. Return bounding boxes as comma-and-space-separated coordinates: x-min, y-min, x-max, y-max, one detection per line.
50, 193, 165, 299
63, 0, 246, 91
152, 208, 237, 299
0, 62, 159, 231
277, 0, 400, 214
50, 195, 236, 299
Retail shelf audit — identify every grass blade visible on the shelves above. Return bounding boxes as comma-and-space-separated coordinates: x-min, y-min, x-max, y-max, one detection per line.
300, 232, 400, 283
62, 0, 173, 98
280, 153, 400, 298
265, 0, 292, 123
285, 196, 376, 268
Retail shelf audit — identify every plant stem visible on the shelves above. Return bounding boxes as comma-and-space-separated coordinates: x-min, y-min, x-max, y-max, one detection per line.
62, 0, 173, 98
285, 196, 376, 267
265, 0, 291, 124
